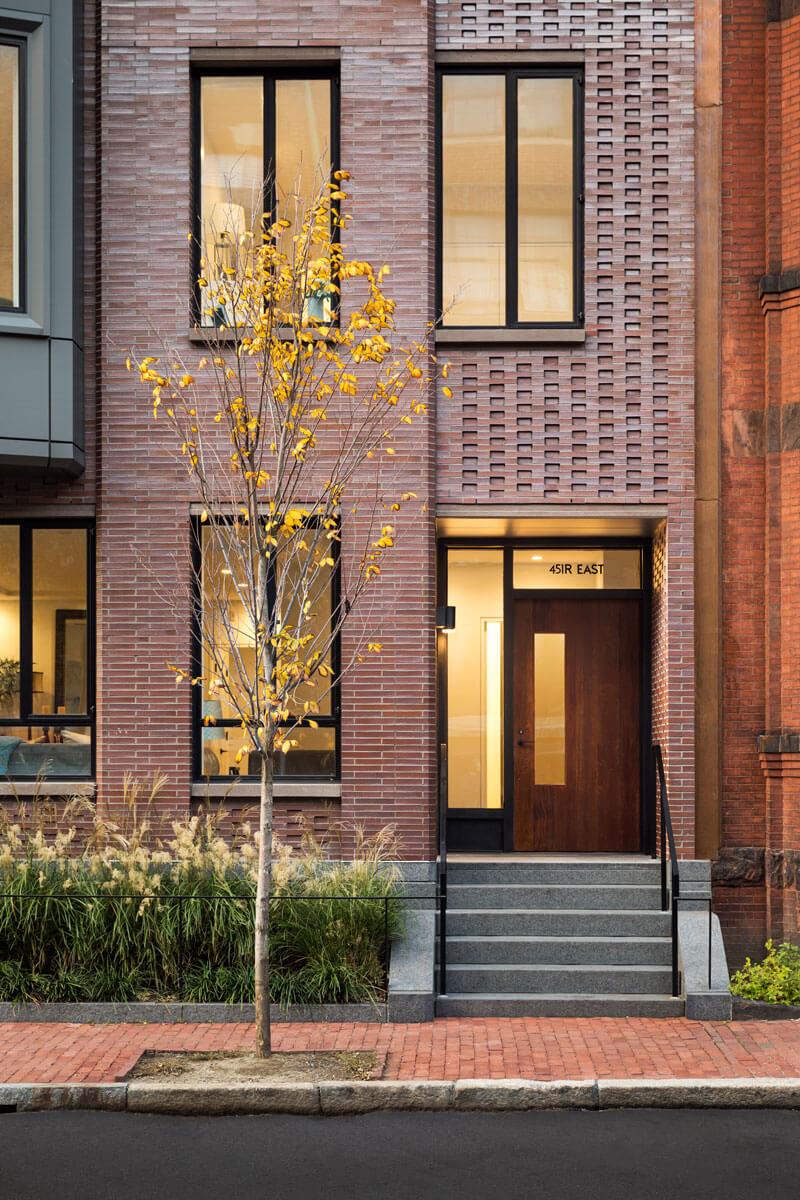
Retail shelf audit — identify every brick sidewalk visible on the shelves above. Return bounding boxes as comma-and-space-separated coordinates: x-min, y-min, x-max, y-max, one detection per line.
1, 1018, 800, 1084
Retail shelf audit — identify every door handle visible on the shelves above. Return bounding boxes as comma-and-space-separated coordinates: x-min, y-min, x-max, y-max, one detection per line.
517, 729, 535, 748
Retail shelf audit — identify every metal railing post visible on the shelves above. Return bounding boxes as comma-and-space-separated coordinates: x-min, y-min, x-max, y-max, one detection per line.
177, 895, 184, 1003
383, 897, 389, 993
654, 744, 682, 998
438, 741, 448, 997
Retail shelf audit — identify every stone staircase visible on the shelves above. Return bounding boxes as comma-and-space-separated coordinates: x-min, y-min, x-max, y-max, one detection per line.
436, 858, 684, 1017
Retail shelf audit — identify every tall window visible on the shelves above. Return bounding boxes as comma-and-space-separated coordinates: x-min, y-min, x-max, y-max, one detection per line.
438, 68, 582, 328
195, 521, 339, 781
0, 523, 93, 778
193, 69, 337, 326
0, 38, 22, 310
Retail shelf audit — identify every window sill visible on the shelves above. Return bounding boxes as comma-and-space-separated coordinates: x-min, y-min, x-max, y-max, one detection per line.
0, 312, 46, 337
187, 325, 334, 346
435, 327, 586, 347
191, 781, 342, 800
0, 780, 96, 797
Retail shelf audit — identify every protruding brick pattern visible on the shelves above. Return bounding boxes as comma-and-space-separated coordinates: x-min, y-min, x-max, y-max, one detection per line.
434, 1, 697, 845
1, 2, 698, 867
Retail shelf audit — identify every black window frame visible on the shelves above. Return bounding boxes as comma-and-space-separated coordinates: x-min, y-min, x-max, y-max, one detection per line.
0, 32, 26, 314
0, 519, 96, 779
436, 64, 584, 331
191, 516, 341, 783
190, 65, 340, 327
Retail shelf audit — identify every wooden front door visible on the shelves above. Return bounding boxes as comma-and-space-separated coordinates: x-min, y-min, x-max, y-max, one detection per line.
513, 596, 642, 852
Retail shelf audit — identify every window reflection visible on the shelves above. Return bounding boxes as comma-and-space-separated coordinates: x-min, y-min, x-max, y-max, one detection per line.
199, 523, 336, 779
440, 70, 578, 327
33, 530, 88, 716
0, 42, 20, 308
0, 525, 20, 719
442, 75, 506, 326
0, 524, 92, 779
0, 726, 91, 777
200, 76, 263, 326
517, 77, 573, 322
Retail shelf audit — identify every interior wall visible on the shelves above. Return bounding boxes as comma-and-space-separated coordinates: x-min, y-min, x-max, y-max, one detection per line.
446, 549, 503, 809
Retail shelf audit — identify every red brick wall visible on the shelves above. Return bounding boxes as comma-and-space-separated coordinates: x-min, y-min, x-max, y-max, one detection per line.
719, 0, 800, 962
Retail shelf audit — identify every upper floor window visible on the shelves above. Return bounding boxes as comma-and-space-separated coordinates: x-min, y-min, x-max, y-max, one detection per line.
0, 37, 22, 310
0, 522, 94, 779
193, 68, 338, 326
438, 67, 583, 329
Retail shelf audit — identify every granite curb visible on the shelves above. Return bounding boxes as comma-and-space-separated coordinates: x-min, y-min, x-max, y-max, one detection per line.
3, 1077, 800, 1114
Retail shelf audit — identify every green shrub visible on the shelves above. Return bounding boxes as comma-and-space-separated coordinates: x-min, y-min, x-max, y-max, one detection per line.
0, 781, 404, 1006
730, 940, 800, 1006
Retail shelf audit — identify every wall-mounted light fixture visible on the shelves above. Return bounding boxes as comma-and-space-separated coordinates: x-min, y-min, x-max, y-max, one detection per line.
435, 605, 456, 632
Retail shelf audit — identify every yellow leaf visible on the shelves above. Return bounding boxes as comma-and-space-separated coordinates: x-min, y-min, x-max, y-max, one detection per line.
442, 386, 452, 399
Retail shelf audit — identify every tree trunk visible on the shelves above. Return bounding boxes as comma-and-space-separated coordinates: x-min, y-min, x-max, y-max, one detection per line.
254, 745, 273, 1057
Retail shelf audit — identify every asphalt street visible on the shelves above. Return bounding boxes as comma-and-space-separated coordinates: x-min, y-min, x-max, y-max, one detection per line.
1, 1109, 798, 1200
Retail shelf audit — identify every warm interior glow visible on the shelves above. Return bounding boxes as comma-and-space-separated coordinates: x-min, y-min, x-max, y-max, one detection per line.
446, 549, 504, 808
442, 75, 506, 325
517, 76, 574, 322
200, 76, 263, 326
513, 548, 641, 590
275, 78, 331, 272
482, 619, 503, 809
200, 525, 335, 777
32, 529, 87, 715
534, 632, 565, 786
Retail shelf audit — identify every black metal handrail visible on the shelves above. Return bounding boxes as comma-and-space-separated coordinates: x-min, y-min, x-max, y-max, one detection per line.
438, 741, 448, 995
652, 743, 681, 997
0, 892, 394, 1002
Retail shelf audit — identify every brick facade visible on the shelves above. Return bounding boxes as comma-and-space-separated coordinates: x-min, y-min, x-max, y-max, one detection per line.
718, 0, 800, 964
1, 5, 699, 872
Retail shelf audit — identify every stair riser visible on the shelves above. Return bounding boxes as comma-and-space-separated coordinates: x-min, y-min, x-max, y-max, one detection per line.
435, 996, 684, 1018
447, 865, 662, 886
448, 885, 662, 910
442, 911, 671, 937
443, 967, 674, 995
445, 939, 672, 966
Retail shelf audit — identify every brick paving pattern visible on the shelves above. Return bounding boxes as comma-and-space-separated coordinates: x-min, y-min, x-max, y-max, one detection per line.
1, 1019, 799, 1085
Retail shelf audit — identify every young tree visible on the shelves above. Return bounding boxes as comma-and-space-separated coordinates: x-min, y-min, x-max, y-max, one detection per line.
130, 174, 439, 1056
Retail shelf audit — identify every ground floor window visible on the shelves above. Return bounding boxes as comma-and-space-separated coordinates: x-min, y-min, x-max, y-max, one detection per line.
194, 519, 339, 781
0, 521, 93, 778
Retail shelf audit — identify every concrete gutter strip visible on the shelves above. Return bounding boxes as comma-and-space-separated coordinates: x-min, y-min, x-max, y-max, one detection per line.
3, 1078, 800, 1114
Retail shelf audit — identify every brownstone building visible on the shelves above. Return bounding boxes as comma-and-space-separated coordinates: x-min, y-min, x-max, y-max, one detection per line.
0, 0, 789, 1011
714, 0, 800, 964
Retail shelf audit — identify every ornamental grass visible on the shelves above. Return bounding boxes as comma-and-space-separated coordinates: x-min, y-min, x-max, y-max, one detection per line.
0, 775, 404, 1006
